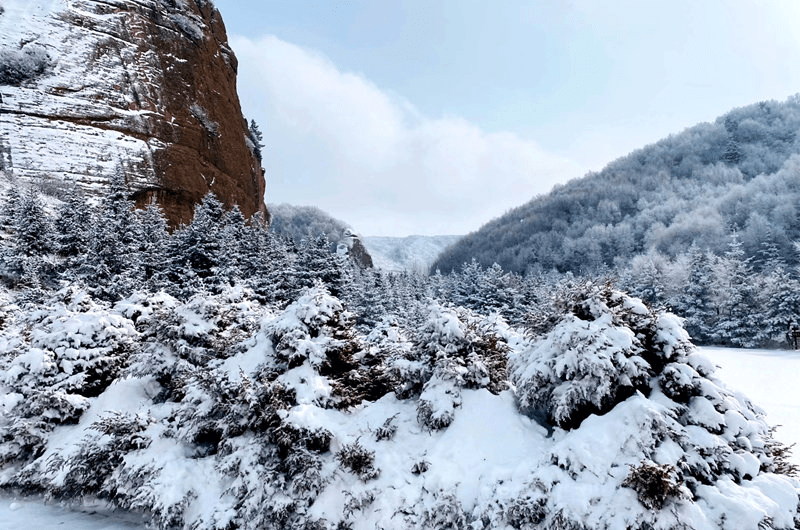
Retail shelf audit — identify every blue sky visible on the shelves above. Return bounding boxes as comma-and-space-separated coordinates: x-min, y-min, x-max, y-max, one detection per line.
214, 0, 800, 236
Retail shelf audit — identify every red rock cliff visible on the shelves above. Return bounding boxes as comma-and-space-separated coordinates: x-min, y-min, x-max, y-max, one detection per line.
0, 0, 267, 225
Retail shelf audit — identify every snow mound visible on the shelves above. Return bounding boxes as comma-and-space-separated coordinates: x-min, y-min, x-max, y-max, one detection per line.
0, 282, 797, 529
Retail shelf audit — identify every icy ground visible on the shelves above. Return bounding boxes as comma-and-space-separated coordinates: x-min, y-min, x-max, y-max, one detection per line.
0, 346, 797, 529
0, 495, 144, 529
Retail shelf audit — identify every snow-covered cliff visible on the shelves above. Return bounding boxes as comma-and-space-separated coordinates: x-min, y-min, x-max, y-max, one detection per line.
0, 0, 266, 225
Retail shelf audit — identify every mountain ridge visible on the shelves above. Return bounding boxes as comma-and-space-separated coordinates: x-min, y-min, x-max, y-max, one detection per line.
432, 95, 800, 274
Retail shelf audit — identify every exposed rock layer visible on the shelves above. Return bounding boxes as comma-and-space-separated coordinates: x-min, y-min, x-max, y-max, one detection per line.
0, 0, 267, 225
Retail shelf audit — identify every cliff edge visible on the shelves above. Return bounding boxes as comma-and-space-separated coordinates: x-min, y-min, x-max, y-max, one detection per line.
0, 0, 267, 225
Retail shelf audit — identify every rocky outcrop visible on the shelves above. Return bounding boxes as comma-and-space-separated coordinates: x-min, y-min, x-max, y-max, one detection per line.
343, 229, 374, 269
0, 0, 267, 225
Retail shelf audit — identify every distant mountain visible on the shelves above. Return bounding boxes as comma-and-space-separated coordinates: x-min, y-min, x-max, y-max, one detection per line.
363, 235, 462, 273
268, 203, 373, 268
432, 95, 800, 274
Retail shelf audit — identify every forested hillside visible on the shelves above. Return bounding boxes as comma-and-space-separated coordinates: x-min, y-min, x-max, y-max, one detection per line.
267, 203, 374, 268
432, 95, 800, 275
1, 176, 797, 529
268, 203, 352, 244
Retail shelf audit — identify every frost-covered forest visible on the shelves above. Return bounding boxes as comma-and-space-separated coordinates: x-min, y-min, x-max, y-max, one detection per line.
433, 96, 800, 278
267, 203, 352, 247
0, 175, 798, 529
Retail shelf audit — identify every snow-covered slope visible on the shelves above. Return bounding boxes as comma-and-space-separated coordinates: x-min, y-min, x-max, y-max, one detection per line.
2, 344, 797, 529
363, 235, 461, 273
1, 283, 797, 529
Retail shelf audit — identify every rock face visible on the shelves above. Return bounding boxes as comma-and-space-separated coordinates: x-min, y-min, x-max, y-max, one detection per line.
0, 0, 267, 225
342, 229, 374, 269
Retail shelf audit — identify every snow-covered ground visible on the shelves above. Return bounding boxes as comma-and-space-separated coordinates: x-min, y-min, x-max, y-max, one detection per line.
0, 496, 144, 529
701, 347, 800, 465
0, 345, 797, 528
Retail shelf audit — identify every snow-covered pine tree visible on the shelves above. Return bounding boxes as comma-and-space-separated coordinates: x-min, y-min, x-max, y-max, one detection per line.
296, 234, 345, 297
349, 269, 388, 329
0, 183, 21, 232
711, 231, 757, 347
752, 264, 800, 346
79, 176, 141, 299
450, 258, 483, 311
249, 119, 265, 163
13, 186, 52, 257
240, 226, 299, 304
625, 250, 668, 308
673, 243, 716, 344
3, 187, 56, 288
53, 186, 91, 260
168, 192, 225, 295
136, 199, 169, 292
216, 205, 248, 287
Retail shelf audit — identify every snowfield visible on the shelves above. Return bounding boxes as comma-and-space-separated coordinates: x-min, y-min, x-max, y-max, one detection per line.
703, 347, 800, 465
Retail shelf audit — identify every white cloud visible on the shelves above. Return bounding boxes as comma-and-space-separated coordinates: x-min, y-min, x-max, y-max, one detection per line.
231, 35, 584, 236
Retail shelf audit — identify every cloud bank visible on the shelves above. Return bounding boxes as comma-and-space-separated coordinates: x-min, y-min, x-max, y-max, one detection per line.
232, 35, 584, 236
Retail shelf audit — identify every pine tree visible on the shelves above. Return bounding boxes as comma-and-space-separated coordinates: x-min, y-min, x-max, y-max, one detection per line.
711, 231, 756, 346
249, 119, 265, 163
54, 186, 91, 260
170, 192, 225, 291
348, 269, 387, 328
79, 175, 140, 299
674, 244, 716, 344
0, 183, 21, 232
451, 259, 483, 311
217, 206, 248, 286
14, 187, 52, 257
136, 199, 169, 291
296, 234, 343, 296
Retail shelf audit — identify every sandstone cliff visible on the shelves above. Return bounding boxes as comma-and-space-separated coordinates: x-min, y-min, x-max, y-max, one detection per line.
0, 0, 267, 225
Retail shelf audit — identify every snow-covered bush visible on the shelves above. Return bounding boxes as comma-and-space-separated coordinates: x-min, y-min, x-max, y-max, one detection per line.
51, 412, 154, 500
504, 487, 548, 529
0, 276, 797, 529
0, 45, 51, 85
513, 281, 799, 513
420, 491, 468, 530
373, 414, 398, 441
0, 288, 136, 466
405, 302, 510, 429
622, 460, 688, 510
513, 282, 666, 429
336, 440, 379, 481
266, 285, 393, 409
